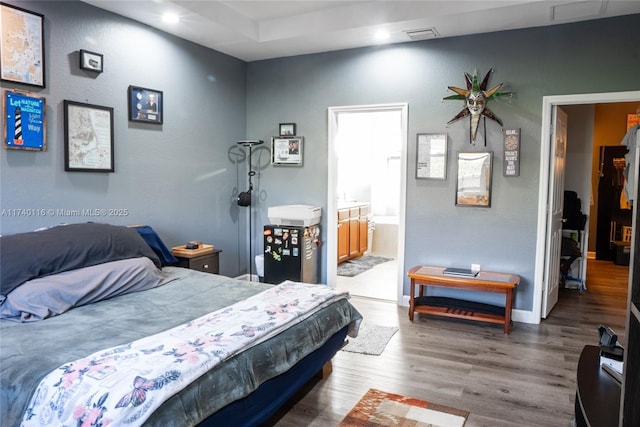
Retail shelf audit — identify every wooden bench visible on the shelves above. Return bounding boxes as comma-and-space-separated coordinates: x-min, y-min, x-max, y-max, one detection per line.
408, 265, 520, 334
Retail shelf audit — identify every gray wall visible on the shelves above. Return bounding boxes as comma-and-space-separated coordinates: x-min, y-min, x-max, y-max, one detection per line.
0, 1, 248, 277
1, 1, 638, 313
246, 14, 640, 311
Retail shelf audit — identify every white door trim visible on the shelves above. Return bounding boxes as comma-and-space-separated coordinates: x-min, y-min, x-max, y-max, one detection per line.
532, 91, 640, 323
327, 103, 408, 304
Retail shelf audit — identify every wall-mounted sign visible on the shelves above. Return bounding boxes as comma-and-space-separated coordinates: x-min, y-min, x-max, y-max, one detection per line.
3, 90, 46, 151
503, 128, 520, 177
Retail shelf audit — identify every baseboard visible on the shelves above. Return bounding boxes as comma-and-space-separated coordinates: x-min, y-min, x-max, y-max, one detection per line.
587, 251, 596, 259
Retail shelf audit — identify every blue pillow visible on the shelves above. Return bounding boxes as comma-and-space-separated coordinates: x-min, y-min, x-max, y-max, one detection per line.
133, 225, 178, 266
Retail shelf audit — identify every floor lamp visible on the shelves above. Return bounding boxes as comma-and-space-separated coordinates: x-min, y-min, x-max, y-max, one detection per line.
237, 140, 263, 281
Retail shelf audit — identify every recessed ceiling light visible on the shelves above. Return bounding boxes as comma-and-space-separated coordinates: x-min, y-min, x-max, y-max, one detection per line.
374, 30, 391, 42
162, 12, 180, 24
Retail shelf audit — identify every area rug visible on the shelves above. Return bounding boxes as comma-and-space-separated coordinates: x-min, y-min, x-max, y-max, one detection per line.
341, 322, 398, 355
337, 255, 392, 277
340, 388, 469, 427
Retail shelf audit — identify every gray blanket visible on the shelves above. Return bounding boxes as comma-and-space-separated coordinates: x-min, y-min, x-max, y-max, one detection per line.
0, 267, 361, 426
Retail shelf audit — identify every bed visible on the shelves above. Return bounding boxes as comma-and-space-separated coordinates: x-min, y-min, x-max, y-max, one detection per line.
0, 223, 362, 426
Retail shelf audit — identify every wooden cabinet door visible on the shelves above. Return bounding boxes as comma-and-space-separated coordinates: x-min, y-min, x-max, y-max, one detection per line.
359, 216, 368, 254
338, 209, 350, 263
338, 219, 350, 263
349, 217, 359, 257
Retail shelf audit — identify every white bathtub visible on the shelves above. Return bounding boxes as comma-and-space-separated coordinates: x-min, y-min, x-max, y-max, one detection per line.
371, 216, 398, 259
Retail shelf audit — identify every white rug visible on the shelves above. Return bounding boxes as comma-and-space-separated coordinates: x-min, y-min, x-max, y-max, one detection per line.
341, 322, 399, 355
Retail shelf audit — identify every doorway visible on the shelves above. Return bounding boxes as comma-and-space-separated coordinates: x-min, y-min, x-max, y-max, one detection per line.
326, 103, 408, 302
534, 91, 640, 321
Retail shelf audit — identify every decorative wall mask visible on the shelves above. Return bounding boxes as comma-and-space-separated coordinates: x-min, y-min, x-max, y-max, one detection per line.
444, 68, 512, 143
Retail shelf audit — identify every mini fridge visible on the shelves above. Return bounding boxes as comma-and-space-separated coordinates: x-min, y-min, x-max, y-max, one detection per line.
263, 224, 320, 284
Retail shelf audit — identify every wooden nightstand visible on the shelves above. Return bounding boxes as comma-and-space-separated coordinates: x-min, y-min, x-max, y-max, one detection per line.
172, 244, 222, 275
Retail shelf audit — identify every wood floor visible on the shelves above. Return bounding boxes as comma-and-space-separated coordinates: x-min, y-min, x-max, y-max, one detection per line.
268, 259, 630, 427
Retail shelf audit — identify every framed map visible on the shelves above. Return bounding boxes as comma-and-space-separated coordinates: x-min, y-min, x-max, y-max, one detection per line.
64, 100, 114, 172
0, 3, 45, 88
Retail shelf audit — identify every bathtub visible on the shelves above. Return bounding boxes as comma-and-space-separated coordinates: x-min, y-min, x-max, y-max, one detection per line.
370, 216, 398, 259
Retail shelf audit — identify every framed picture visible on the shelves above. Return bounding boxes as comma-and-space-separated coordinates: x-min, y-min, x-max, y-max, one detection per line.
3, 90, 46, 151
416, 133, 447, 179
128, 85, 163, 124
503, 128, 520, 177
79, 49, 103, 73
0, 3, 45, 88
64, 100, 114, 172
279, 123, 296, 136
271, 136, 303, 166
455, 151, 493, 207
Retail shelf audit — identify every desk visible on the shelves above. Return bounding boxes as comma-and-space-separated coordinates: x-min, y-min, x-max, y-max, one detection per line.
407, 266, 520, 334
575, 345, 620, 427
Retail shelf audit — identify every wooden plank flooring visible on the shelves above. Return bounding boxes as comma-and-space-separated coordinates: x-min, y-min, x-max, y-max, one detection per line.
268, 259, 629, 426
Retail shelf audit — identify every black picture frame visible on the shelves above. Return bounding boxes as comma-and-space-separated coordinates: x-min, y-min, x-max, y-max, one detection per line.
455, 151, 493, 207
64, 100, 114, 172
128, 85, 163, 124
79, 49, 103, 73
279, 123, 296, 136
0, 2, 45, 88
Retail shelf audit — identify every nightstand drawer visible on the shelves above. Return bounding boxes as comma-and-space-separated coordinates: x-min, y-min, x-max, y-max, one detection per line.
175, 251, 220, 274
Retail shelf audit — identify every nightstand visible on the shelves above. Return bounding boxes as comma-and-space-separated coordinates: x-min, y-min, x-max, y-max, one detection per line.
172, 244, 222, 275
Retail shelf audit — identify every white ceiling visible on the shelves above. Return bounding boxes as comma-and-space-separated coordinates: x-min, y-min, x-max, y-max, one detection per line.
81, 1, 640, 62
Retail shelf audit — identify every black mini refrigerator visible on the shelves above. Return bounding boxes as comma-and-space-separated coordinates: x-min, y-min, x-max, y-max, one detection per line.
263, 224, 320, 284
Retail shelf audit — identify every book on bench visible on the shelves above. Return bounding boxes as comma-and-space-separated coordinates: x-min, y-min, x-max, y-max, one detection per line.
443, 267, 478, 277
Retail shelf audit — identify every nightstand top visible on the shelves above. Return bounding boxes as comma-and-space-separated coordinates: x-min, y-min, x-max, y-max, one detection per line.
172, 244, 215, 258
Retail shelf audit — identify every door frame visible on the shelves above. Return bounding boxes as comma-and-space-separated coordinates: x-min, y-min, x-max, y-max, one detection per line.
326, 103, 408, 303
533, 91, 640, 322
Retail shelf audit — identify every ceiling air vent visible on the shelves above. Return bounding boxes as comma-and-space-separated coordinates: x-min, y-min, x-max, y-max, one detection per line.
405, 28, 439, 41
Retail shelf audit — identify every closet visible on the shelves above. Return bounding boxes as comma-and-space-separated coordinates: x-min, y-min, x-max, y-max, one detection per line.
595, 146, 633, 261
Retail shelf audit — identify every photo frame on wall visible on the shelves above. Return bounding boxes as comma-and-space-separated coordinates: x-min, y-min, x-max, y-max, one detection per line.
416, 133, 447, 180
128, 85, 163, 124
3, 90, 46, 151
0, 2, 45, 88
64, 100, 114, 172
271, 136, 303, 166
455, 151, 493, 207
79, 49, 103, 73
279, 123, 296, 136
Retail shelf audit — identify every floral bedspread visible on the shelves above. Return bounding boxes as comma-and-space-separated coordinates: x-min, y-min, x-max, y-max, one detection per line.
21, 281, 349, 426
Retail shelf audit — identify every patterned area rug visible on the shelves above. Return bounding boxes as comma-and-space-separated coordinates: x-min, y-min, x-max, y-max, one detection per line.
341, 323, 398, 356
340, 389, 469, 427
337, 255, 392, 277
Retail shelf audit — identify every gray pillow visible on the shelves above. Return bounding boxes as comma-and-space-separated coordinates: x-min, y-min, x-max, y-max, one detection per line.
0, 257, 172, 323
0, 223, 162, 298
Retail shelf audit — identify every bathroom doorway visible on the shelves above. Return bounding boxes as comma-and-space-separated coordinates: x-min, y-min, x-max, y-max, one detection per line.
326, 104, 408, 302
